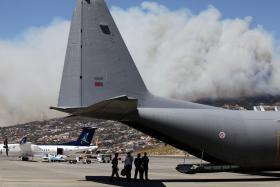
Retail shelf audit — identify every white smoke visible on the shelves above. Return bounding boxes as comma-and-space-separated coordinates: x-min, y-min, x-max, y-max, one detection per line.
0, 20, 69, 126
0, 2, 279, 126
112, 3, 280, 100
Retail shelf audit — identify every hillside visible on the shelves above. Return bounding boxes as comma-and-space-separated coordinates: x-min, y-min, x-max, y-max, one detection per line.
1, 96, 279, 154
0, 116, 163, 153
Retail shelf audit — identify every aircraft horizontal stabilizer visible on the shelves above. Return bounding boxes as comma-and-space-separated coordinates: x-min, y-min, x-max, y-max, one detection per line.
51, 95, 138, 121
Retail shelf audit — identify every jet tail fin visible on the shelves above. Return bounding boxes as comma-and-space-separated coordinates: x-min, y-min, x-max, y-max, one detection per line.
19, 137, 27, 145
60, 127, 97, 146
57, 0, 148, 109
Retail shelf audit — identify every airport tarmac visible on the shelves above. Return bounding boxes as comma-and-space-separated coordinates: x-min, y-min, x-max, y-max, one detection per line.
1, 156, 280, 187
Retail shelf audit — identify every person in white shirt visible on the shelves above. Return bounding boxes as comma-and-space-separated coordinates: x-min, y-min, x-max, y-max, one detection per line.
124, 152, 133, 181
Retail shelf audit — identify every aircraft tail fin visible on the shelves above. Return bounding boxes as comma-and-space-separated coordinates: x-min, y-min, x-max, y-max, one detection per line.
57, 0, 148, 109
61, 127, 97, 146
19, 137, 27, 145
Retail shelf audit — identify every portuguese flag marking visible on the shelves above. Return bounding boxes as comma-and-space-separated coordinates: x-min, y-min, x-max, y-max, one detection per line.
94, 77, 104, 87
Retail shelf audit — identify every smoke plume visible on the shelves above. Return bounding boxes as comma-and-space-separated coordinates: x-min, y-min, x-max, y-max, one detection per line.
0, 2, 279, 126
0, 20, 69, 126
112, 3, 280, 100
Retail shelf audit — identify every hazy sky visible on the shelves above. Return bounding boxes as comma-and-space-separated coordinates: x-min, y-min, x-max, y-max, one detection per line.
0, 0, 279, 40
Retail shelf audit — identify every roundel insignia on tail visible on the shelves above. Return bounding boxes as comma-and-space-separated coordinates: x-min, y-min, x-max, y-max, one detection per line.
219, 131, 226, 139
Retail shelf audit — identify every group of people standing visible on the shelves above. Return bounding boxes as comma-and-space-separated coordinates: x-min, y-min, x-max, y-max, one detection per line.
110, 152, 149, 182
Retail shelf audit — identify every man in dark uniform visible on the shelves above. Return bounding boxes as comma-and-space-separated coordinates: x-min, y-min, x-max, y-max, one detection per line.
110, 153, 120, 182
4, 138, 8, 156
142, 152, 149, 180
134, 153, 143, 181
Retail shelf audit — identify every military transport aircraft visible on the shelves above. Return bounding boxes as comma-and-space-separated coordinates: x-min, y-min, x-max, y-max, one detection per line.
51, 0, 280, 173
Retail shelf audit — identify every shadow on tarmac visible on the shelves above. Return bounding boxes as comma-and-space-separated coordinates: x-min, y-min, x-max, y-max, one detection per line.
85, 175, 280, 186
0, 156, 38, 162
85, 176, 166, 187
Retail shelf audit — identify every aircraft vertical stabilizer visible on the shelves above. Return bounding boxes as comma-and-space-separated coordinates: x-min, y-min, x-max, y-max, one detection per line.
60, 127, 97, 146
58, 0, 148, 108
58, 0, 82, 108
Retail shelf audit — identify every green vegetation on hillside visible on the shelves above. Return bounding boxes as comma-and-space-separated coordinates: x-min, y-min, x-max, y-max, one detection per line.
137, 144, 185, 156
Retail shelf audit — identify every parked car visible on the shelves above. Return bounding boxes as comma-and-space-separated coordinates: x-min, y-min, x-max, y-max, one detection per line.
97, 154, 112, 163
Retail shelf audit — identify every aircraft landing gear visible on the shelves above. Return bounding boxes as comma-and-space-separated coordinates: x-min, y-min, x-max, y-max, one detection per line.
21, 156, 29, 161
176, 164, 240, 174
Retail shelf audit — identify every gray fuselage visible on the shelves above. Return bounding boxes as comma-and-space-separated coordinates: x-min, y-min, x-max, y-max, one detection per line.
123, 94, 280, 170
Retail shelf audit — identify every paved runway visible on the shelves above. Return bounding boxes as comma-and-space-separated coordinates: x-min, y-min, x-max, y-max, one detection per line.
1, 156, 280, 187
